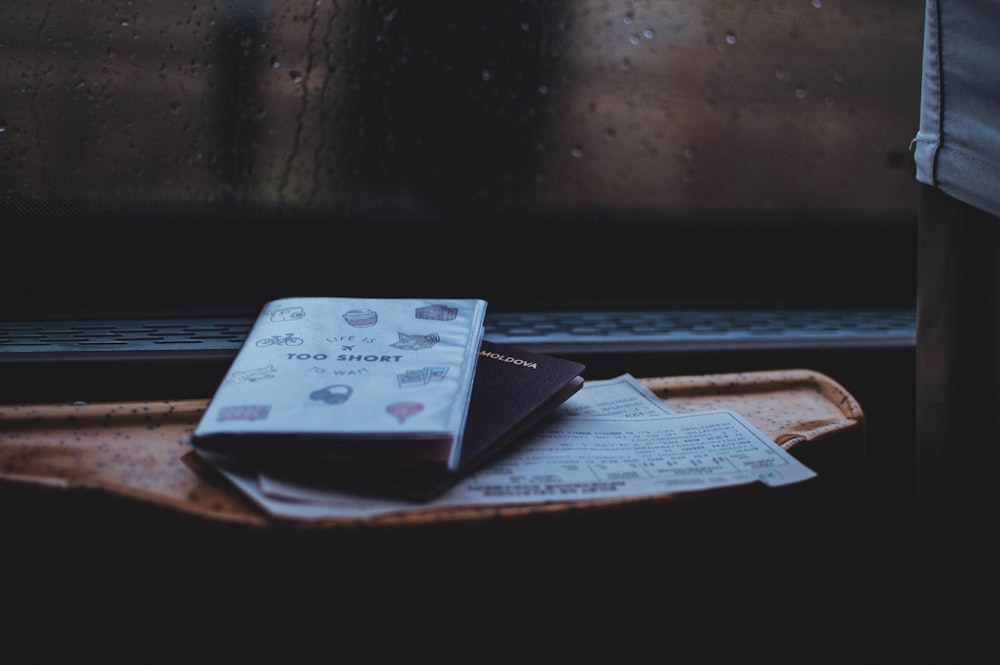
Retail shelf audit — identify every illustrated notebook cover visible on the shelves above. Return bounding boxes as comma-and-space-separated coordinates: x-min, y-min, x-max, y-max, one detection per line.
253, 340, 587, 501
191, 296, 488, 471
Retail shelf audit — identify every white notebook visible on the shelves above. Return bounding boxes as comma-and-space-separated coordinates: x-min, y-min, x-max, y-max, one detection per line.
191, 296, 488, 471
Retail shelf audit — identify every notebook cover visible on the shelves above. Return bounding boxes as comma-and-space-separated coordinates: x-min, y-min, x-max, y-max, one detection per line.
191, 296, 488, 471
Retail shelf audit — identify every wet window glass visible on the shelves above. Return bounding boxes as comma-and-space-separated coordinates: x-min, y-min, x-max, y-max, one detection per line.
1, 0, 922, 216
0, 1, 923, 316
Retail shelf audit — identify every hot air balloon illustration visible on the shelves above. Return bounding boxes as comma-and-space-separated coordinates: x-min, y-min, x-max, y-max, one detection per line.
387, 401, 423, 423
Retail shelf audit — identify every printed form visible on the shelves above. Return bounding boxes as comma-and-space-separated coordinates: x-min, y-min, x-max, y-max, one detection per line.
215, 375, 817, 520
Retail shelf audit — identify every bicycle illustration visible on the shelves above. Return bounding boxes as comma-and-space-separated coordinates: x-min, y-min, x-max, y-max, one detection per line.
255, 332, 304, 347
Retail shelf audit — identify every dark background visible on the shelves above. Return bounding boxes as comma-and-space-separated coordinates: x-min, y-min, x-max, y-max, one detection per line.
1, 2, 933, 662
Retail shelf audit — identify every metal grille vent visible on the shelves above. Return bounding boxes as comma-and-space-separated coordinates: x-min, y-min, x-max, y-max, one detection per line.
0, 319, 252, 352
482, 308, 916, 344
0, 307, 916, 355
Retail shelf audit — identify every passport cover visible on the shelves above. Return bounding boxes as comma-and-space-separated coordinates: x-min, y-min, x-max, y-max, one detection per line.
191, 296, 488, 471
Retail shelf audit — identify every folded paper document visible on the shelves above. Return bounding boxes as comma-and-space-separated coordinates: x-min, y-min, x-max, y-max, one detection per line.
206, 375, 817, 520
